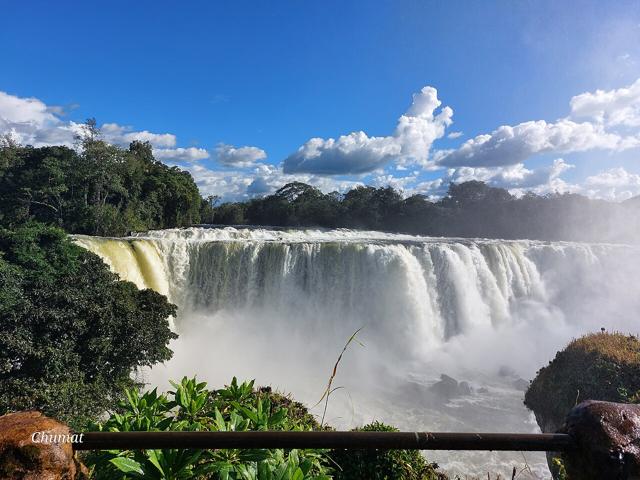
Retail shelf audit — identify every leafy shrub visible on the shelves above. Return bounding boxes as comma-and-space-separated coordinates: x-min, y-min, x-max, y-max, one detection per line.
85, 377, 332, 479
329, 422, 446, 480
0, 223, 176, 429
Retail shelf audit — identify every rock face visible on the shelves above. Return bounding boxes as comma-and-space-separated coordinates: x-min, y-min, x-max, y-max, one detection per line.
524, 333, 640, 478
429, 374, 473, 399
0, 411, 87, 480
562, 401, 640, 480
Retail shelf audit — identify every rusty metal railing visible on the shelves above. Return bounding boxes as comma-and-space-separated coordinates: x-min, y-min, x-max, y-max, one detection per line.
73, 431, 574, 452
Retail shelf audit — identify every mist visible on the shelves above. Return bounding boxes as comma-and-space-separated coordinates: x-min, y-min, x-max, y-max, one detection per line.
77, 227, 640, 478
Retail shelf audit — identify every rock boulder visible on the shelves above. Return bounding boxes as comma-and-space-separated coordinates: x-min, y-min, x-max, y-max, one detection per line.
0, 411, 87, 480
562, 401, 640, 480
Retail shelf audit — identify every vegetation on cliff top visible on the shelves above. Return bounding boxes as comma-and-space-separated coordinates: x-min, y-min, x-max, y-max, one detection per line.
525, 332, 640, 429
0, 125, 203, 237
207, 180, 640, 243
3, 129, 640, 242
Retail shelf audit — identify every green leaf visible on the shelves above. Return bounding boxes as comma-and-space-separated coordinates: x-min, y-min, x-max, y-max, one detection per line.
146, 449, 165, 475
109, 456, 144, 475
291, 467, 304, 480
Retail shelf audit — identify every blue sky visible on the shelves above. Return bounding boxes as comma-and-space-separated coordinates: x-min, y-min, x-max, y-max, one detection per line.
2, 0, 640, 200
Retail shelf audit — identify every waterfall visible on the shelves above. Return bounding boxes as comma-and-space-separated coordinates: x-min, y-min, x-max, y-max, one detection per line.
74, 226, 640, 478
75, 229, 544, 340
74, 225, 640, 375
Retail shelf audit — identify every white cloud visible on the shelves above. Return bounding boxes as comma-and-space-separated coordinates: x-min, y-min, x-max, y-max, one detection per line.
282, 133, 401, 175
101, 123, 176, 148
411, 159, 576, 199
283, 86, 453, 175
585, 166, 640, 188
0, 91, 81, 146
181, 163, 254, 200
371, 173, 419, 191
154, 147, 210, 162
4, 86, 639, 204
450, 159, 573, 190
447, 131, 463, 139
570, 78, 640, 127
246, 177, 272, 195
582, 167, 640, 201
0, 90, 181, 150
0, 91, 58, 125
180, 161, 363, 201
439, 78, 640, 168
439, 119, 631, 167
215, 143, 267, 167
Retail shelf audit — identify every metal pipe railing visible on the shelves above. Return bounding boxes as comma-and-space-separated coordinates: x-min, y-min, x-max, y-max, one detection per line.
73, 431, 574, 452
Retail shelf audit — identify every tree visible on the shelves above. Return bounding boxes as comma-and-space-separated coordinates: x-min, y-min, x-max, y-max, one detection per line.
0, 133, 204, 236
341, 186, 402, 230
212, 202, 246, 224
440, 180, 512, 209
0, 223, 178, 428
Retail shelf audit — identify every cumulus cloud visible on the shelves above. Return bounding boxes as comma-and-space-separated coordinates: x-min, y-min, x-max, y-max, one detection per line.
154, 147, 210, 162
412, 161, 640, 202
0, 91, 81, 146
283, 86, 453, 175
246, 177, 272, 195
438, 119, 631, 167
439, 78, 640, 168
449, 159, 573, 190
215, 143, 267, 167
570, 78, 640, 127
447, 131, 463, 139
101, 123, 176, 148
0, 91, 58, 126
582, 167, 640, 201
0, 90, 182, 150
411, 159, 575, 199
181, 161, 363, 201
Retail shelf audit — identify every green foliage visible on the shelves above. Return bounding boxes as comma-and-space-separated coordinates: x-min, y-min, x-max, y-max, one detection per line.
552, 458, 568, 480
3, 125, 638, 242
525, 332, 640, 430
0, 222, 177, 428
209, 202, 247, 225
210, 180, 639, 243
0, 126, 202, 236
85, 377, 332, 480
329, 422, 445, 480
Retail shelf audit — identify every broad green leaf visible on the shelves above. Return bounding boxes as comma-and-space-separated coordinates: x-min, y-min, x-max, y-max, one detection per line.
109, 456, 144, 475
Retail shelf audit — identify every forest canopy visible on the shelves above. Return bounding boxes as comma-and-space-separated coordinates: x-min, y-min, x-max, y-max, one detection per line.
0, 124, 203, 237
209, 181, 640, 243
2, 124, 639, 242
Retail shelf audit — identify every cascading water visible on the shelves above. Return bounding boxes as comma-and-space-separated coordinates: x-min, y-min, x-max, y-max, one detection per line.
74, 227, 640, 478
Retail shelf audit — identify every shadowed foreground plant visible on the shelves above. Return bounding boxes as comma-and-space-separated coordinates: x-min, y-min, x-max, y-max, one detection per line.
328, 422, 446, 480
313, 328, 364, 427
84, 377, 331, 480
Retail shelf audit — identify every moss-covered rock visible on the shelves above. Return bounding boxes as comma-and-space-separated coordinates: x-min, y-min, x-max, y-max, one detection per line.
525, 332, 640, 478
525, 332, 640, 431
